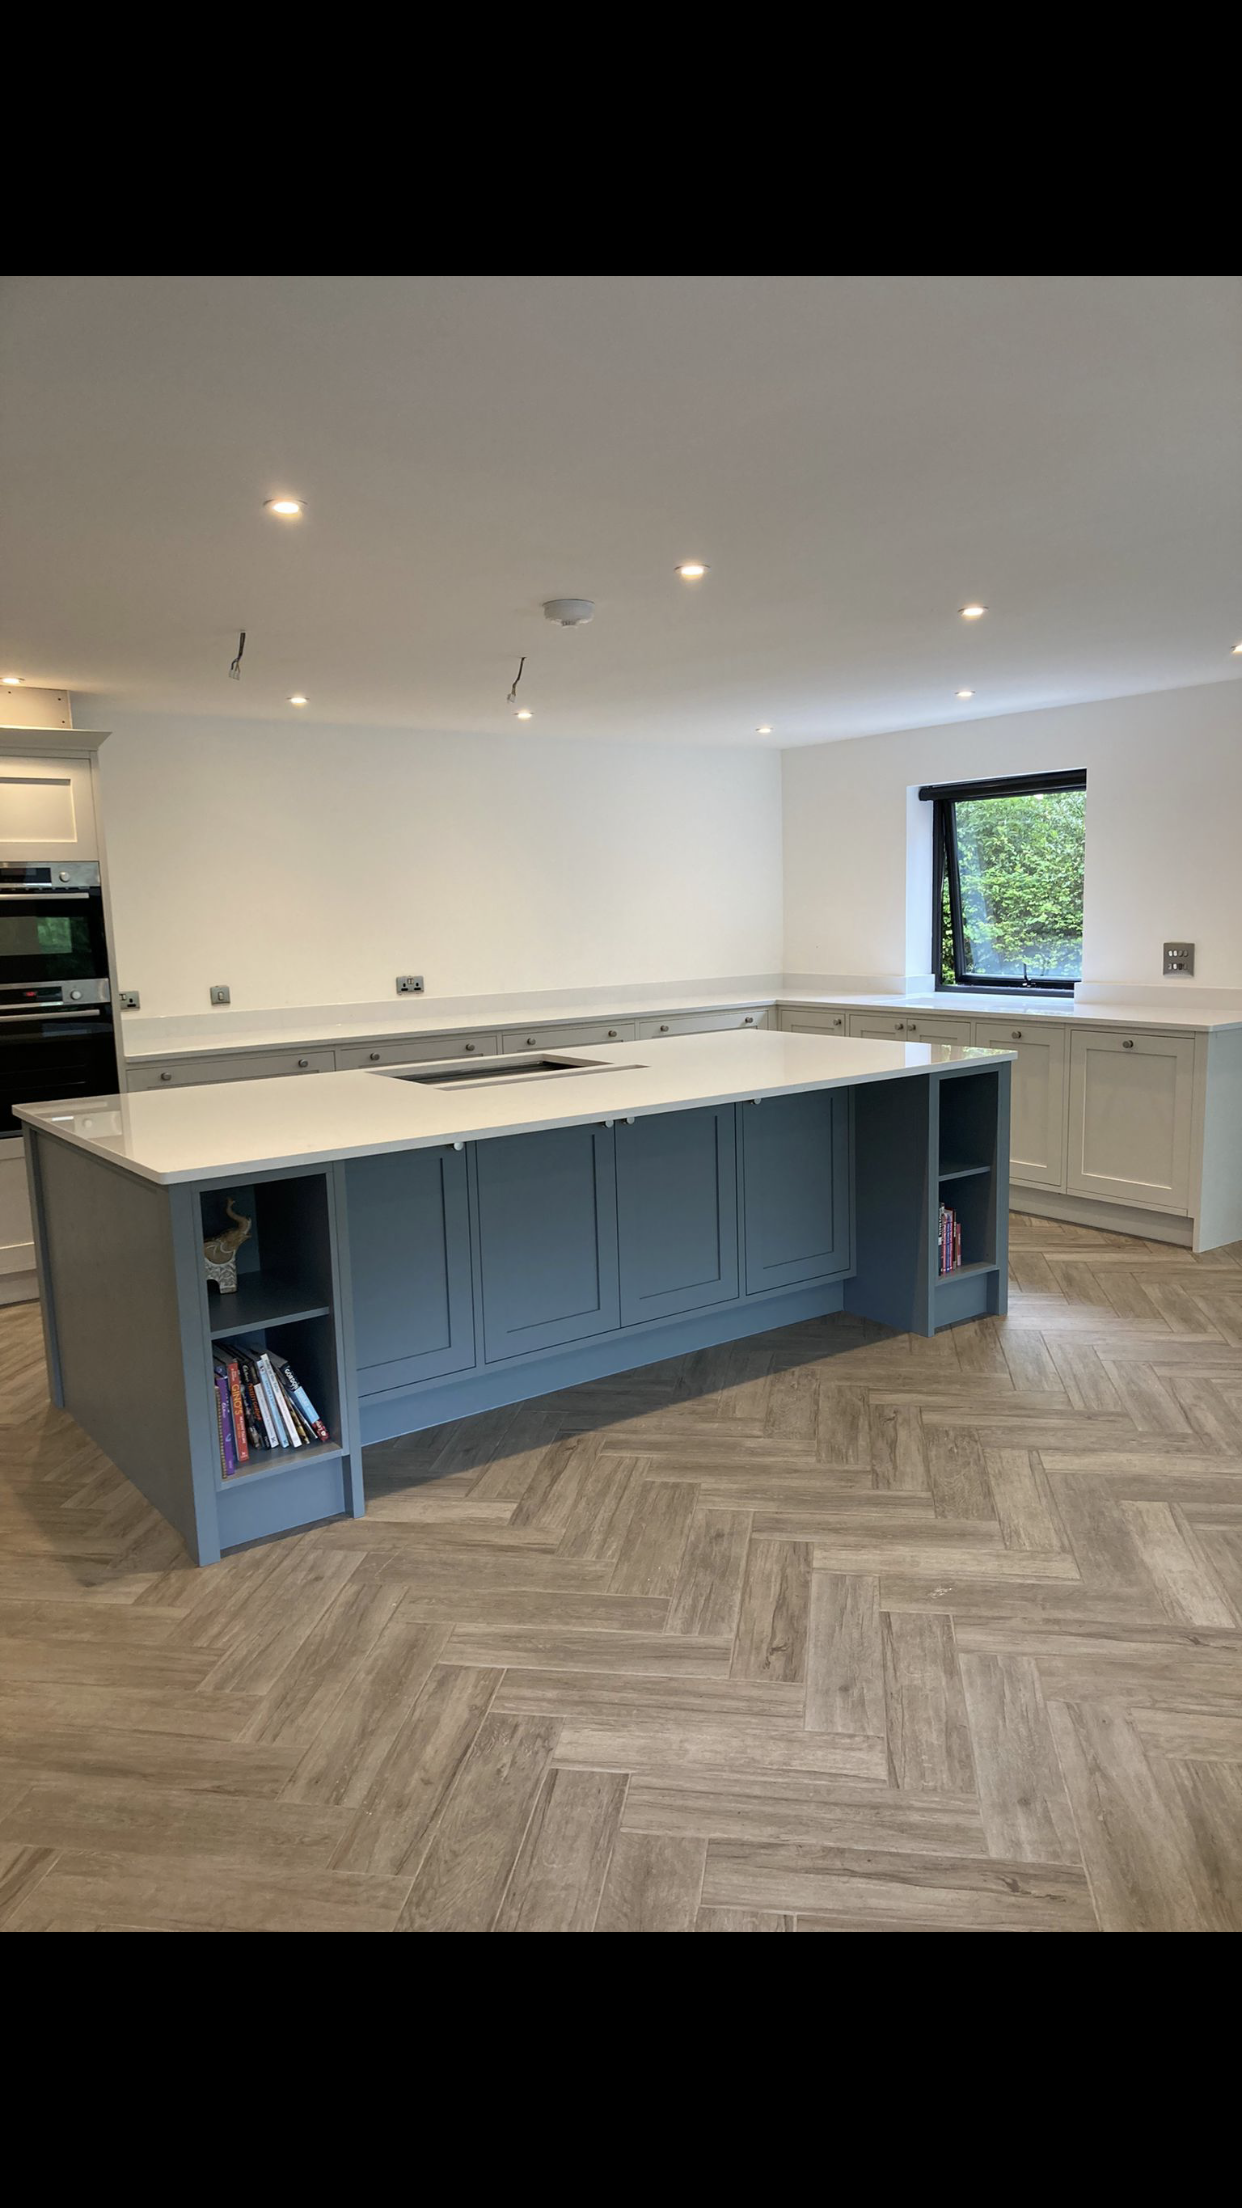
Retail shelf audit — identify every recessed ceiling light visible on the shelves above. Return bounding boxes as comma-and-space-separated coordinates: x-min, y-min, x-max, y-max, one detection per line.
955, 689, 974, 700
1, 675, 22, 686
1233, 643, 1242, 656
959, 603, 987, 619
515, 708, 533, 720
264, 497, 305, 518
288, 695, 308, 706
676, 561, 709, 580
756, 725, 773, 735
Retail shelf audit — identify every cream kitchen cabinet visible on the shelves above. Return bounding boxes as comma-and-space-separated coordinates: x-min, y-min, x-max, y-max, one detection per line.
127, 1048, 337, 1089
0, 751, 100, 862
780, 1007, 847, 1035
1066, 1028, 1195, 1212
638, 1009, 767, 1039
501, 1020, 637, 1052
847, 1012, 975, 1045
336, 1032, 499, 1069
0, 1148, 33, 1281
974, 1018, 1067, 1188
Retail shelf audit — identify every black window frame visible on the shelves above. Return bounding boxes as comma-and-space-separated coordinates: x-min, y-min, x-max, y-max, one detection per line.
921, 768, 1087, 997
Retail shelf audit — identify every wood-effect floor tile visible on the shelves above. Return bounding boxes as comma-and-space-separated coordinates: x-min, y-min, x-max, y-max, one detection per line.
5, 1215, 1242, 1931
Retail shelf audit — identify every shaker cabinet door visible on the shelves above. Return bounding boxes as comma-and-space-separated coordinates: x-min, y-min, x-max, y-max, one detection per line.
1066, 1029, 1195, 1212
345, 1146, 476, 1392
974, 1020, 1067, 1188
742, 1090, 850, 1294
616, 1106, 738, 1324
475, 1124, 620, 1361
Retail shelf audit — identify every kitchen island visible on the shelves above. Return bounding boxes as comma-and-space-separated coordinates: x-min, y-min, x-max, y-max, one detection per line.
18, 1030, 1012, 1565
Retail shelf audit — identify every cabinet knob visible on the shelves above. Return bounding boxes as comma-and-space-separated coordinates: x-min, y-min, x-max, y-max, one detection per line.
160, 1070, 173, 1082
465, 1043, 476, 1052
895, 1021, 905, 1031
1122, 1038, 1134, 1049
369, 1051, 381, 1062
744, 1015, 754, 1024
1011, 1030, 1023, 1040
297, 1058, 309, 1069
908, 1022, 918, 1032
525, 1037, 537, 1047
659, 1024, 669, 1033
607, 1029, 617, 1038
834, 1017, 842, 1027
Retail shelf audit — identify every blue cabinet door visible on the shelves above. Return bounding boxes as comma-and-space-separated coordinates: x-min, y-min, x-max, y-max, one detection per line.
616, 1106, 739, 1325
345, 1146, 476, 1393
742, 1090, 850, 1295
475, 1124, 620, 1362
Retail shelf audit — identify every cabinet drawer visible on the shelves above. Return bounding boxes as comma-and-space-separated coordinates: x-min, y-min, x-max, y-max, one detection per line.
1066, 1028, 1195, 1212
127, 1048, 336, 1089
638, 1009, 765, 1039
780, 1008, 847, 1034
847, 1013, 973, 1043
975, 1020, 1067, 1188
501, 1020, 636, 1052
337, 1031, 499, 1069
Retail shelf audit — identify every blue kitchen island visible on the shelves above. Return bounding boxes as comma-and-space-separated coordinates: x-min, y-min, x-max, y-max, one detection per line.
18, 1029, 1012, 1565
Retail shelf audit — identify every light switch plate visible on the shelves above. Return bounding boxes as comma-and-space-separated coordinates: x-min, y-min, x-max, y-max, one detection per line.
209, 984, 231, 1005
395, 975, 425, 994
1163, 942, 1195, 976
119, 989, 140, 1011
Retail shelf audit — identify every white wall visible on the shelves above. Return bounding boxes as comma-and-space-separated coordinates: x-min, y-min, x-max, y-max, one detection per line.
88, 709, 783, 1017
783, 680, 1242, 992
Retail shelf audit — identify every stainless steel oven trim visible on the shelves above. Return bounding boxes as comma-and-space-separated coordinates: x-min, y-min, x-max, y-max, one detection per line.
0, 1008, 107, 1024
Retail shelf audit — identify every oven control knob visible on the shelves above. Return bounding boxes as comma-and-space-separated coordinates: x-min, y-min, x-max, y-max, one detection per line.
59, 870, 71, 882
69, 989, 83, 1001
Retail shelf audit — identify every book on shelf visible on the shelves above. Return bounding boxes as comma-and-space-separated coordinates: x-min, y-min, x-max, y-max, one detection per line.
212, 1342, 331, 1475
938, 1202, 964, 1276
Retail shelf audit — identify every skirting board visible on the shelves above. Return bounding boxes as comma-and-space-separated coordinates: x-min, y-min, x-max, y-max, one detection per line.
359, 1278, 846, 1445
0, 1269, 38, 1306
1010, 1186, 1193, 1247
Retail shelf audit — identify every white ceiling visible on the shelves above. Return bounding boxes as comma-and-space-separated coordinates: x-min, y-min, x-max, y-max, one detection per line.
2, 273, 1239, 747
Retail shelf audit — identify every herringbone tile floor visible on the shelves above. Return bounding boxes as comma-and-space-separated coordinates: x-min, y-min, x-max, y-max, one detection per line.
3, 1213, 1242, 1932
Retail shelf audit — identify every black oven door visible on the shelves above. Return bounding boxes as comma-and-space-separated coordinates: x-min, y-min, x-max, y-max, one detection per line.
0, 891, 109, 988
0, 1011, 119, 1137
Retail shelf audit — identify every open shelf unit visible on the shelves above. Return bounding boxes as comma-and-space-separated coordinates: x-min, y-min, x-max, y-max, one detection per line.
932, 1063, 1005, 1309
189, 1166, 360, 1551
846, 1054, 1010, 1337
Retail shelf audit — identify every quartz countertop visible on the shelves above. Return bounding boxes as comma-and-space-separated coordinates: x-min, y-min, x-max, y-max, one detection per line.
119, 983, 1242, 1062
783, 992, 1242, 1031
119, 987, 781, 1061
17, 1030, 1013, 1187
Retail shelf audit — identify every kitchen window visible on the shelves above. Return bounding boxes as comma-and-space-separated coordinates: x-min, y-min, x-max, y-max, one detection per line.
921, 769, 1086, 994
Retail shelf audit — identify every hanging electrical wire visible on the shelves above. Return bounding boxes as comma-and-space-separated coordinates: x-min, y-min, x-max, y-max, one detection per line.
506, 655, 525, 705
228, 631, 247, 682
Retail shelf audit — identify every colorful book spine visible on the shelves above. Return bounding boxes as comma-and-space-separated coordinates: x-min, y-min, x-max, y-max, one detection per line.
215, 1370, 237, 1477
270, 1353, 329, 1442
938, 1203, 962, 1275
260, 1353, 302, 1446
225, 1356, 249, 1464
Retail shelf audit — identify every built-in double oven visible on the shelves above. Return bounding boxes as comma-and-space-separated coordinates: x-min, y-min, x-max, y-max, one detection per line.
0, 861, 118, 1140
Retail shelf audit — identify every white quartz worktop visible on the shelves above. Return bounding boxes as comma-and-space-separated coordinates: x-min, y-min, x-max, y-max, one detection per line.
784, 992, 1242, 1031
120, 987, 780, 1061
18, 1030, 1014, 1187
119, 982, 1242, 1062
